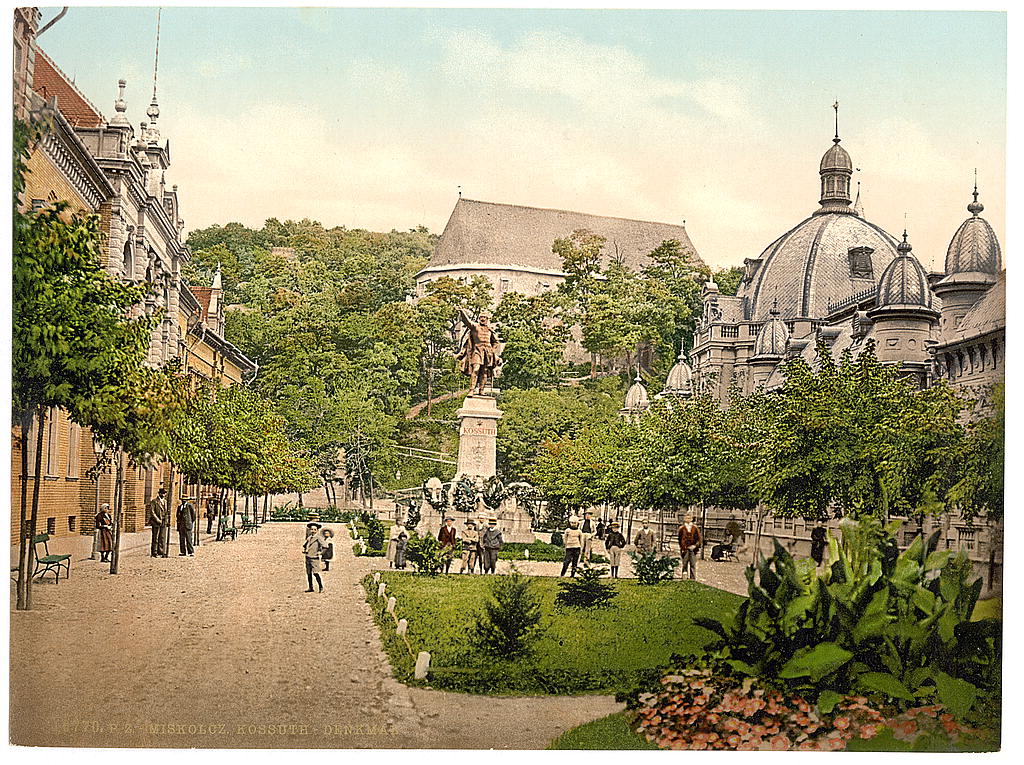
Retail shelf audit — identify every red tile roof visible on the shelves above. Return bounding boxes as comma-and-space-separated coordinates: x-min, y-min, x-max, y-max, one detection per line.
32, 49, 105, 128
191, 286, 213, 317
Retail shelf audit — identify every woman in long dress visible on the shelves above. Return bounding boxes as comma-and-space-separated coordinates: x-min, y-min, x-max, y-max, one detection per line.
385, 521, 401, 567
95, 503, 114, 562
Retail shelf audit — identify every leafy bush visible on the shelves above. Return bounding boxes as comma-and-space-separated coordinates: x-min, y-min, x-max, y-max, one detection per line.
691, 519, 1001, 719
630, 549, 680, 585
366, 517, 386, 550
404, 531, 444, 575
340, 510, 358, 523
406, 502, 422, 529
270, 503, 309, 522
473, 570, 543, 657
556, 564, 617, 609
550, 531, 564, 547
629, 666, 990, 751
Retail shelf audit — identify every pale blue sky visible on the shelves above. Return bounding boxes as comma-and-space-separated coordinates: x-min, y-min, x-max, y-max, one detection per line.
35, 6, 1006, 269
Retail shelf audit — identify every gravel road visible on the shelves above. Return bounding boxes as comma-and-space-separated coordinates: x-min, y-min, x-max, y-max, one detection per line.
10, 522, 619, 749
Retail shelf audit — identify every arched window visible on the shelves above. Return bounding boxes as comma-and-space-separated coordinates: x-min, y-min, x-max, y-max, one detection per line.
123, 242, 133, 279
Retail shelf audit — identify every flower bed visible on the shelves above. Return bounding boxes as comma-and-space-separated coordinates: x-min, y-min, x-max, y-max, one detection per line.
630, 667, 994, 751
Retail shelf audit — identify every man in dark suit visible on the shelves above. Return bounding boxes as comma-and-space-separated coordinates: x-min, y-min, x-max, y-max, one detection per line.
177, 497, 197, 556
677, 513, 702, 580
438, 516, 458, 573
148, 489, 169, 557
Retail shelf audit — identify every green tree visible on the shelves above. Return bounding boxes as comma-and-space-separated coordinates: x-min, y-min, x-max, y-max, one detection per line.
750, 340, 967, 520
12, 119, 157, 608
945, 382, 1004, 522
492, 291, 567, 389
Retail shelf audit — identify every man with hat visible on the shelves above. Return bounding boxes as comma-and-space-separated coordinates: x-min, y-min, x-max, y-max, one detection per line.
147, 488, 169, 558
634, 518, 656, 554
302, 522, 326, 592
560, 516, 583, 577
438, 516, 458, 573
677, 513, 703, 580
603, 521, 627, 578
176, 495, 197, 557
480, 517, 504, 574
459, 518, 479, 574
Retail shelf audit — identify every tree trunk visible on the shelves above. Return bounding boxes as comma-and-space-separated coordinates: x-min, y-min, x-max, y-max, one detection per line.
752, 504, 767, 565
298, 491, 304, 510
216, 487, 225, 541
24, 405, 48, 609
110, 451, 125, 574
167, 463, 177, 555
15, 407, 35, 610
699, 501, 708, 560
368, 471, 375, 510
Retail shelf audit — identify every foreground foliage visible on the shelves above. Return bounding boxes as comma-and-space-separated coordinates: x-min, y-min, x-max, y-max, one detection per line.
691, 519, 1000, 720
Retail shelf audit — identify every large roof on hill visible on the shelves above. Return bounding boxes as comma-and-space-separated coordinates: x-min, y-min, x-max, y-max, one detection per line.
421, 198, 702, 274
32, 49, 105, 128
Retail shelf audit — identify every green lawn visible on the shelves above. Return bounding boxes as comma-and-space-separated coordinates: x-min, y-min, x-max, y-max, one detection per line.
364, 571, 742, 695
972, 596, 1001, 621
548, 713, 656, 750
499, 540, 607, 563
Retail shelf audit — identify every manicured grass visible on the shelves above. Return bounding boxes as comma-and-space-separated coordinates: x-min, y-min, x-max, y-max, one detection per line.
499, 540, 607, 563
363, 571, 742, 695
548, 712, 657, 750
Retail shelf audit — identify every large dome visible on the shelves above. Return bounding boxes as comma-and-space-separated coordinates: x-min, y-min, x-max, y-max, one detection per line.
737, 212, 901, 322
942, 189, 1001, 281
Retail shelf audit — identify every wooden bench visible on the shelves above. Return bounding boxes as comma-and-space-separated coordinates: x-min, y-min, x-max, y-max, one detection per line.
241, 519, 259, 534
33, 534, 72, 582
219, 526, 238, 541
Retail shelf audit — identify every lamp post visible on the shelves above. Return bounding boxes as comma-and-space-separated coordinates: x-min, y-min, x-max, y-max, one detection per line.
90, 437, 104, 560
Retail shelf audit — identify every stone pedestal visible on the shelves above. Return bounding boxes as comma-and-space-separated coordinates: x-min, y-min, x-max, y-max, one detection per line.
455, 394, 502, 478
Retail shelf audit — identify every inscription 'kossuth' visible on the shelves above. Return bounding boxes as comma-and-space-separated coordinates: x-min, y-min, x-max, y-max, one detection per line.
463, 427, 496, 437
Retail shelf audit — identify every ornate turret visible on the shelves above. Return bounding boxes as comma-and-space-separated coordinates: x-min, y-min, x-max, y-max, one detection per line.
109, 79, 130, 127
619, 371, 650, 421
933, 179, 1002, 337
815, 102, 855, 216
867, 232, 938, 388
658, 347, 694, 400
749, 301, 790, 388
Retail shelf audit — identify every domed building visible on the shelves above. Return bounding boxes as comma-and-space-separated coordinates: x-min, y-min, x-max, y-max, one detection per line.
690, 125, 1004, 404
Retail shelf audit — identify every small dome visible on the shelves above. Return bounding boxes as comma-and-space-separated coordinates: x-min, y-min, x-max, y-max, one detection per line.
875, 232, 935, 309
753, 307, 790, 358
623, 373, 650, 410
820, 139, 853, 172
942, 187, 1001, 279
663, 352, 694, 396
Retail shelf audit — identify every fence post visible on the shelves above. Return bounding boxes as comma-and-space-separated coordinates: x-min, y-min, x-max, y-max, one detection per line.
377, 582, 386, 598
386, 596, 396, 614
414, 651, 430, 680
397, 618, 408, 636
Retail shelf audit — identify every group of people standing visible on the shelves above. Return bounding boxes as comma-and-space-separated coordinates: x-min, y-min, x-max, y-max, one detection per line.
385, 516, 506, 574
559, 512, 629, 577
144, 488, 200, 558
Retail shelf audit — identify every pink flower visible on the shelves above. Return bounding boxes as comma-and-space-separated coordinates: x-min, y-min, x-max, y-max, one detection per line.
834, 716, 851, 730
859, 724, 879, 739
770, 735, 792, 750
727, 734, 741, 748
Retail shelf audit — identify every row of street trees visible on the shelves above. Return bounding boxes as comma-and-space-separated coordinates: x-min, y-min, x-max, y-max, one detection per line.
527, 341, 1004, 536
12, 119, 315, 609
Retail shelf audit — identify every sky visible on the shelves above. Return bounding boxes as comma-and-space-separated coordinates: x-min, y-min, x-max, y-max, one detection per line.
33, 5, 1007, 271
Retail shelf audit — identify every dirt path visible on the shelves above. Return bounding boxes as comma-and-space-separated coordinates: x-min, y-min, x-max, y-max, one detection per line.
10, 523, 619, 749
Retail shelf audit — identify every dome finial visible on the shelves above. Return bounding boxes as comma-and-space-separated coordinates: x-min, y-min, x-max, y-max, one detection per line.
833, 100, 840, 143
898, 229, 912, 254
769, 296, 780, 316
968, 169, 984, 217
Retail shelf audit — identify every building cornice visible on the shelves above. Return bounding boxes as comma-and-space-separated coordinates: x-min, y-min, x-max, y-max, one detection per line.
39, 107, 114, 210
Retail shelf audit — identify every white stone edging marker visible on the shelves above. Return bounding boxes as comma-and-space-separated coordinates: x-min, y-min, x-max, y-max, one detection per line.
377, 582, 387, 598
414, 651, 431, 680
396, 618, 408, 636
373, 572, 381, 583
386, 596, 396, 614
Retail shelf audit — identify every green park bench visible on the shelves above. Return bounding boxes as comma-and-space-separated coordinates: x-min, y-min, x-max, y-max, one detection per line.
219, 526, 238, 541
33, 534, 72, 582
241, 519, 259, 534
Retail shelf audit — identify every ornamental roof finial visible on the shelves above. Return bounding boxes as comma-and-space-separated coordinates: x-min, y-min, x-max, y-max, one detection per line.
968, 169, 985, 217
833, 100, 840, 143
